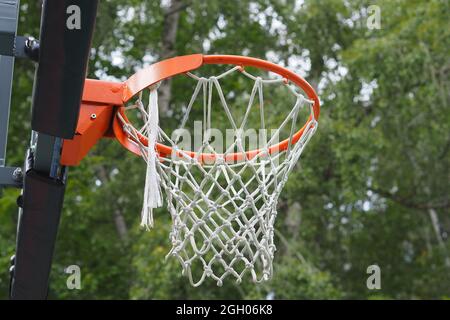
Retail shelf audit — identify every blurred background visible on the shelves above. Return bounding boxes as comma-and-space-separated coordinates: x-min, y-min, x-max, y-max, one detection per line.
0, 0, 448, 299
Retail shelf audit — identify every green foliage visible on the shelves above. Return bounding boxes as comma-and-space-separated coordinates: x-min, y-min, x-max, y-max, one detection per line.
0, 0, 448, 299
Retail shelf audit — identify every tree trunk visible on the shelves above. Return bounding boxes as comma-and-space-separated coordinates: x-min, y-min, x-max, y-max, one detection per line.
428, 208, 450, 267
113, 208, 129, 242
97, 166, 129, 242
158, 0, 185, 115
285, 201, 302, 240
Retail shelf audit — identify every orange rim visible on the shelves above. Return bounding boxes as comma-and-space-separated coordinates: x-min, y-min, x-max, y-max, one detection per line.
113, 54, 320, 163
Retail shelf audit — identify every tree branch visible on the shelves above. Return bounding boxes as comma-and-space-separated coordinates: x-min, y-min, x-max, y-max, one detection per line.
163, 1, 191, 17
438, 139, 450, 160
371, 187, 450, 210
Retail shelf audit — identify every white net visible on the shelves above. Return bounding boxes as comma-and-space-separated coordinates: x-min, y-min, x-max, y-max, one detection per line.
119, 66, 318, 286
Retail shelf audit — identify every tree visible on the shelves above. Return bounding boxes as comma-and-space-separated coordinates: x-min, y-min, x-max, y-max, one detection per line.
0, 0, 448, 299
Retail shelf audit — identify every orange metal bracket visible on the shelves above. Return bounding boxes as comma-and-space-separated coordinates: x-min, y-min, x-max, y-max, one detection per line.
61, 54, 204, 166
60, 103, 115, 166
60, 79, 125, 166
82, 79, 123, 105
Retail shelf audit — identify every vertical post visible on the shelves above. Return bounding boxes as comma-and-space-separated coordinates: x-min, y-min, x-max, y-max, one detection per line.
10, 0, 99, 299
31, 0, 99, 139
0, 55, 14, 167
10, 154, 67, 299
0, 0, 20, 167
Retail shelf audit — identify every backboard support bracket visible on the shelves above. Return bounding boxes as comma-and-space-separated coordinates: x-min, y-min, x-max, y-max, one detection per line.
0, 166, 23, 188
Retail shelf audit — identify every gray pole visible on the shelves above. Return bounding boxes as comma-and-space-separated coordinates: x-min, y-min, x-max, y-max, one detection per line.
0, 0, 20, 167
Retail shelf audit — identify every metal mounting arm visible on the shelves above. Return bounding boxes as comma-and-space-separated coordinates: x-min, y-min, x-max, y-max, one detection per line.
0, 166, 23, 188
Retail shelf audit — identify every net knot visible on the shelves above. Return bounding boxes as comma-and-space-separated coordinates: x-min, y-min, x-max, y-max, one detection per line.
216, 155, 225, 165
182, 207, 192, 213
208, 76, 217, 84
204, 266, 213, 276
209, 203, 219, 211
197, 220, 206, 227
185, 230, 194, 239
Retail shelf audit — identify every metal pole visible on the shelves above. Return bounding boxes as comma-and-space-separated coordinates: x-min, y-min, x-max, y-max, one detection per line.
0, 0, 20, 167
10, 0, 99, 299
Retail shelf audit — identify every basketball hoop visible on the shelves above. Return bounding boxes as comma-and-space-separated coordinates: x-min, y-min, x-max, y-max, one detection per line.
62, 54, 320, 286
109, 54, 320, 286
